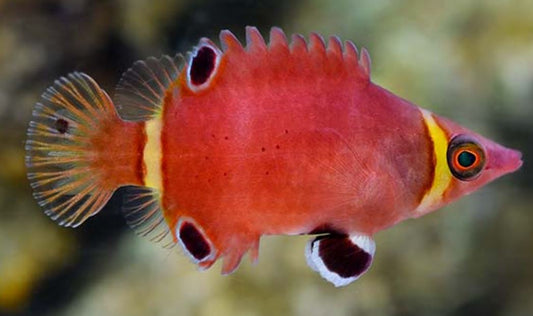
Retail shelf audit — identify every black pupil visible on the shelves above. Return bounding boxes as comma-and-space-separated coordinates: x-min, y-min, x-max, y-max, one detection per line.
55, 118, 69, 134
458, 151, 476, 167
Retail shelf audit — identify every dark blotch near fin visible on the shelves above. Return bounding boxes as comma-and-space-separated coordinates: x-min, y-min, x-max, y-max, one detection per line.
179, 221, 211, 261
306, 233, 375, 286
316, 235, 371, 278
308, 223, 345, 235
190, 46, 216, 86
54, 118, 69, 134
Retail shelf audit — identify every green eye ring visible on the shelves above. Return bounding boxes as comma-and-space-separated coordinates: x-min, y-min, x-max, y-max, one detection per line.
447, 135, 486, 181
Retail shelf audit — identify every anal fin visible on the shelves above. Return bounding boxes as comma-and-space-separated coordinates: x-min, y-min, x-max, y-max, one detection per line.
122, 186, 174, 248
305, 233, 375, 287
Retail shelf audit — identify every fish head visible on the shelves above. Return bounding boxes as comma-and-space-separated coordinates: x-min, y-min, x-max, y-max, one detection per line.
414, 111, 522, 216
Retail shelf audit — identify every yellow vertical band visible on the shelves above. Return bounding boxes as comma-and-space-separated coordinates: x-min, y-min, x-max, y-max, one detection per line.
143, 116, 163, 191
415, 109, 453, 215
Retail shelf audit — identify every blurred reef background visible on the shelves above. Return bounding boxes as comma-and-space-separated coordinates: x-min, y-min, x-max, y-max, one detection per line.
0, 0, 532, 315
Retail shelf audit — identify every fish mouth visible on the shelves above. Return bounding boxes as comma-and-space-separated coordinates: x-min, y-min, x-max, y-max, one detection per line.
484, 147, 523, 174
503, 148, 523, 173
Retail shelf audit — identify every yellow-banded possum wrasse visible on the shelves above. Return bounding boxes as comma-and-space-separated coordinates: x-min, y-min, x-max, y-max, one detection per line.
25, 27, 522, 287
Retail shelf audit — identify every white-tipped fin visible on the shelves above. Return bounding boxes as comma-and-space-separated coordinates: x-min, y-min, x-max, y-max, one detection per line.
309, 32, 327, 56
305, 233, 376, 287
359, 47, 372, 78
245, 26, 268, 53
269, 27, 289, 54
327, 36, 343, 58
219, 29, 244, 52
290, 34, 308, 54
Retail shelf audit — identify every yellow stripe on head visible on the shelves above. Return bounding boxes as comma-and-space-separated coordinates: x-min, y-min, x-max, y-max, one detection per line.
143, 115, 163, 191
415, 109, 453, 215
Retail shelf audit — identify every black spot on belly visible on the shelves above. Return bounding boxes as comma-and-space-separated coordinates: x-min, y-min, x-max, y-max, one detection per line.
317, 235, 372, 278
190, 46, 216, 85
55, 118, 69, 134
179, 222, 211, 260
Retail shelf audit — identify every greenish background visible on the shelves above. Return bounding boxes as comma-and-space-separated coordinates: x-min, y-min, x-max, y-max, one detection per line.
0, 0, 531, 315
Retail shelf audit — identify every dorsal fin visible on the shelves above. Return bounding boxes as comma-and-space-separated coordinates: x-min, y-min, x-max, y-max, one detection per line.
121, 186, 175, 247
290, 33, 308, 54
217, 27, 371, 82
309, 32, 327, 59
219, 30, 244, 52
327, 36, 343, 58
268, 27, 289, 55
359, 48, 371, 78
245, 26, 267, 54
114, 54, 185, 121
116, 27, 370, 116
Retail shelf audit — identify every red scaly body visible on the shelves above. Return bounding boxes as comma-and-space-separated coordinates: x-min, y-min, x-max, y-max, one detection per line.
162, 33, 433, 270
26, 27, 522, 286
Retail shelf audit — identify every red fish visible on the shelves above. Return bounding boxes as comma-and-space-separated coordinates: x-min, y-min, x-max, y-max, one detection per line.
25, 27, 522, 286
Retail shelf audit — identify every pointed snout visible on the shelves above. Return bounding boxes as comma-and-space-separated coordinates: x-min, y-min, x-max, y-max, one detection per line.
486, 144, 523, 174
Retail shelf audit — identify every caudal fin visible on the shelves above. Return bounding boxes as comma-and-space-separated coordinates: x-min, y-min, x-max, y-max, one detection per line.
25, 72, 141, 227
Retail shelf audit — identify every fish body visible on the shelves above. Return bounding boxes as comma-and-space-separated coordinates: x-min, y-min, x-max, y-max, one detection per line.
25, 27, 522, 286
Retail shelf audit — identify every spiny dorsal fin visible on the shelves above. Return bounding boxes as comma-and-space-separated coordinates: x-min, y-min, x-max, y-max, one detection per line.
309, 32, 327, 59
217, 27, 371, 81
327, 36, 343, 58
122, 186, 174, 248
359, 47, 371, 78
268, 27, 289, 56
290, 33, 308, 54
116, 28, 370, 115
245, 26, 268, 53
114, 54, 185, 121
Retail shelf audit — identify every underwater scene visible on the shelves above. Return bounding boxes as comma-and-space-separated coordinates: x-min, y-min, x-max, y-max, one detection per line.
1, 0, 532, 315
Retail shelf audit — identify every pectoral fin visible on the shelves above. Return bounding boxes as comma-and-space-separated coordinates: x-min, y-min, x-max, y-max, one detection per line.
305, 233, 375, 287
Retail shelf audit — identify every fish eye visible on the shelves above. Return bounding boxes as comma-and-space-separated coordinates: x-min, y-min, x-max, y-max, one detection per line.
447, 135, 486, 181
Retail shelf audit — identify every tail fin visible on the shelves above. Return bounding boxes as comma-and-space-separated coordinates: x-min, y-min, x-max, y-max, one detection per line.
25, 72, 141, 227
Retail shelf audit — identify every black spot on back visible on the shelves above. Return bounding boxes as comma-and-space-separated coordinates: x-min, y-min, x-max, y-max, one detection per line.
190, 46, 216, 85
55, 118, 69, 134
317, 235, 371, 278
179, 222, 211, 261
